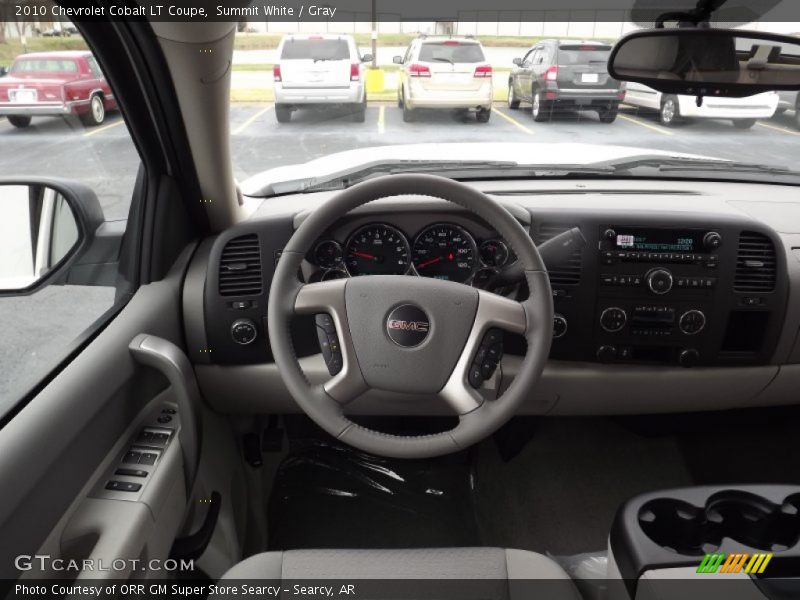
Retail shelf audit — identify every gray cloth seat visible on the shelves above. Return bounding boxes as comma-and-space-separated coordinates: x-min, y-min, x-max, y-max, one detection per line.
221, 547, 581, 599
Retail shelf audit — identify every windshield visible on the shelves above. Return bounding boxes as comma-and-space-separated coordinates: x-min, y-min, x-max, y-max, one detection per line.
280, 39, 350, 61
419, 42, 486, 63
10, 59, 79, 74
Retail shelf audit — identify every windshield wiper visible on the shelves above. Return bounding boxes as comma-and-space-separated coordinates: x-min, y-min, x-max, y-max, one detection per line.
431, 57, 455, 65
597, 155, 800, 177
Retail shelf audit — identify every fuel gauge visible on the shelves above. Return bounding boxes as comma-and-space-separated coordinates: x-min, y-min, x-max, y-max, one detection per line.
314, 240, 343, 269
479, 240, 509, 268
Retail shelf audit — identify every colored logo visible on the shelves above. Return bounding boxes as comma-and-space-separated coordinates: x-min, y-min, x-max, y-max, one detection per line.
697, 552, 773, 574
385, 304, 430, 347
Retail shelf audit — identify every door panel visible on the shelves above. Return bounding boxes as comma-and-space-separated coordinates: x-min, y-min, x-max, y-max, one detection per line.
0, 245, 195, 579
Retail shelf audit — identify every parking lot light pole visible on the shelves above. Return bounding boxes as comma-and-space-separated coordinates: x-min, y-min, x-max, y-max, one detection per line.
371, 0, 377, 69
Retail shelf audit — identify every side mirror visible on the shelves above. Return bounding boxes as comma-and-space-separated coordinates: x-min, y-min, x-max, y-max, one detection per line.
0, 66, 8, 77
361, 53, 374, 63
609, 28, 800, 97
0, 179, 109, 296
393, 55, 403, 65
512, 58, 523, 67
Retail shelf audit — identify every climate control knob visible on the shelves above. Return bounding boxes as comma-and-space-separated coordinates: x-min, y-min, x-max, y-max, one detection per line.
600, 307, 627, 333
553, 314, 568, 339
679, 349, 700, 368
646, 268, 673, 295
596, 345, 618, 363
679, 310, 706, 335
703, 231, 722, 250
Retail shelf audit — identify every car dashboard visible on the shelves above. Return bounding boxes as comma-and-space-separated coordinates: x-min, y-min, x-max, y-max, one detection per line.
183, 178, 800, 417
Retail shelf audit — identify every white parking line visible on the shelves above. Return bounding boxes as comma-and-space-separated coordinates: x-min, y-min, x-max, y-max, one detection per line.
82, 118, 126, 137
757, 121, 800, 137
233, 104, 273, 135
377, 105, 385, 134
618, 114, 674, 136
493, 107, 534, 135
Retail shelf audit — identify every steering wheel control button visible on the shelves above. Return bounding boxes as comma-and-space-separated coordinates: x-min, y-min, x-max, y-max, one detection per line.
315, 318, 344, 376
679, 310, 707, 335
156, 415, 172, 424
386, 304, 430, 347
161, 408, 176, 414
115, 468, 148, 478
553, 314, 568, 338
230, 318, 258, 345
600, 307, 627, 333
646, 268, 674, 295
105, 481, 142, 493
470, 329, 505, 388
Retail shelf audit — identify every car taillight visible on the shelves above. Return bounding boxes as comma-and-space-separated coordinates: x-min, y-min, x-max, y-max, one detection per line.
350, 63, 360, 82
273, 64, 282, 83
545, 66, 559, 82
409, 64, 431, 78
474, 65, 492, 78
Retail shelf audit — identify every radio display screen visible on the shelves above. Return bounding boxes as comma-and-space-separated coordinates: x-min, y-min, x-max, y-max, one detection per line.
613, 228, 702, 253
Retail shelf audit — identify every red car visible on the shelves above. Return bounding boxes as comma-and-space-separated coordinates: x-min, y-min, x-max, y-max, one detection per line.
0, 50, 117, 128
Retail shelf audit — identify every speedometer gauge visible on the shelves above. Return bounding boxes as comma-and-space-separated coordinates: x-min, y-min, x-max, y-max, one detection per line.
412, 224, 477, 283
345, 224, 411, 276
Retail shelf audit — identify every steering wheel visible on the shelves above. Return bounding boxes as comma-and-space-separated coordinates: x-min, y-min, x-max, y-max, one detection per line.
268, 174, 553, 459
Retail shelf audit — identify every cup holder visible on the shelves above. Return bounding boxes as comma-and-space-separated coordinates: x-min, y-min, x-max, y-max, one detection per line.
638, 490, 800, 555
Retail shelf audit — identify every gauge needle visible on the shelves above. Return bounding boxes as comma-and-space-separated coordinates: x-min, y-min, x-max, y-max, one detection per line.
416, 256, 442, 269
350, 251, 377, 261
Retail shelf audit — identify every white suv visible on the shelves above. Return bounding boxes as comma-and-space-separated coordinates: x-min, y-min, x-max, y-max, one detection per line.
394, 36, 494, 123
273, 34, 371, 123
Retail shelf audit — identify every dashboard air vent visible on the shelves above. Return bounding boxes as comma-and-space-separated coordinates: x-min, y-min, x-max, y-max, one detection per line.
218, 234, 263, 297
534, 222, 582, 286
734, 231, 776, 293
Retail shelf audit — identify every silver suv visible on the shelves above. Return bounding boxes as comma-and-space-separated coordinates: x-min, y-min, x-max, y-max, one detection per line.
394, 36, 493, 123
273, 34, 372, 123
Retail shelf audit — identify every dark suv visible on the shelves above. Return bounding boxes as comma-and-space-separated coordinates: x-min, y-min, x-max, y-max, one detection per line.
508, 39, 624, 123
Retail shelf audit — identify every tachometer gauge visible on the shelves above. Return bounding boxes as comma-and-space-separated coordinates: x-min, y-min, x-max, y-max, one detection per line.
314, 240, 343, 269
345, 224, 411, 276
412, 224, 477, 283
479, 240, 509, 268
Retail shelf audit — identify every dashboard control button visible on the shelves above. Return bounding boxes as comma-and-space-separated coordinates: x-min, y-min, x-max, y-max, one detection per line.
230, 318, 258, 345
679, 310, 706, 335
115, 468, 148, 478
596, 345, 617, 363
604, 228, 616, 240
679, 349, 700, 368
646, 268, 673, 295
600, 307, 627, 333
553, 314, 568, 339
703, 231, 722, 250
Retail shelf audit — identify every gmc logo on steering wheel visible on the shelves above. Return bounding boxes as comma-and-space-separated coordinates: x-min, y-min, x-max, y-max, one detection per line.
387, 320, 429, 332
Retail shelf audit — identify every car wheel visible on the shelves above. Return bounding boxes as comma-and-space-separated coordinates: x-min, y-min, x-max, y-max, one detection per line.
660, 96, 679, 126
732, 118, 757, 129
397, 92, 403, 108
598, 104, 619, 124
275, 105, 292, 123
507, 82, 520, 110
476, 108, 491, 123
81, 95, 106, 127
402, 100, 416, 123
7, 115, 32, 128
531, 91, 551, 122
351, 100, 367, 123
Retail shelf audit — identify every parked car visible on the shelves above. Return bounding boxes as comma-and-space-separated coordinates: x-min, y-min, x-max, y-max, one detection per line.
776, 91, 800, 129
272, 34, 371, 123
0, 51, 117, 128
625, 82, 779, 128
394, 36, 493, 123
508, 40, 624, 123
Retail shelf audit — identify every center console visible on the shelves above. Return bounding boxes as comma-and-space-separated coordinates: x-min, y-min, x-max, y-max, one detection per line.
609, 485, 800, 599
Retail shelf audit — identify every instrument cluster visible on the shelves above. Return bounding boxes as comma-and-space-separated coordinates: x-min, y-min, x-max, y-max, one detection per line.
308, 222, 514, 288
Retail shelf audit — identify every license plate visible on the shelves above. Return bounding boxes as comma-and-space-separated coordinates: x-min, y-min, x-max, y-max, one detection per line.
581, 73, 599, 83
12, 90, 36, 103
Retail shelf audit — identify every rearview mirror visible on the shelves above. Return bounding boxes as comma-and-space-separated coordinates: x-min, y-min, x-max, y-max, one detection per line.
512, 58, 523, 67
393, 55, 403, 65
0, 180, 108, 295
609, 29, 800, 97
